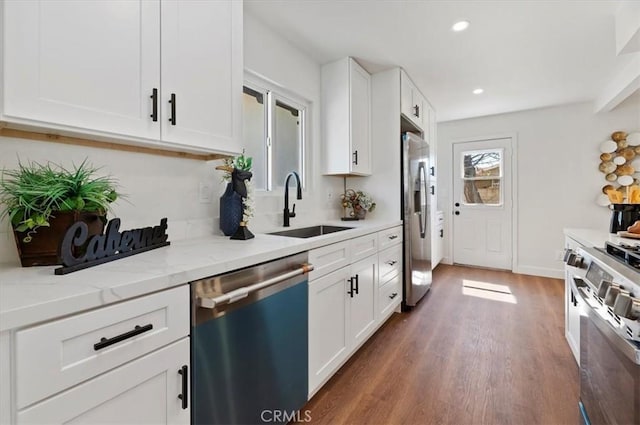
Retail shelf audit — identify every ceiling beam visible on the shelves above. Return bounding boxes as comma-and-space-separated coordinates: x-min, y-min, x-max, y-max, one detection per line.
594, 53, 640, 113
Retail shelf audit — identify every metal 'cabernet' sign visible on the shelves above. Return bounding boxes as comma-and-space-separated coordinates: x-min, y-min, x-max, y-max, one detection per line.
54, 218, 170, 275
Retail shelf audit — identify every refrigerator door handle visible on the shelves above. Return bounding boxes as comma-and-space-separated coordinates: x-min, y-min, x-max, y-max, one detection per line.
418, 162, 427, 239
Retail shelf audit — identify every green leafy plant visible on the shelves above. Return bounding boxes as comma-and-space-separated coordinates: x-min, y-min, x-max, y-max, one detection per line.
0, 160, 120, 238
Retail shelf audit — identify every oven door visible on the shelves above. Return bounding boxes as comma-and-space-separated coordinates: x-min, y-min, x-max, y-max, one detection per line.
572, 281, 640, 425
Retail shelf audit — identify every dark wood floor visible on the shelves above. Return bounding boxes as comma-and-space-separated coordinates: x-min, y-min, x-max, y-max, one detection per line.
301, 264, 579, 425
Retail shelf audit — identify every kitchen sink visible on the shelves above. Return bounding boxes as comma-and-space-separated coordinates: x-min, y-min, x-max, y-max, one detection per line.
268, 225, 353, 238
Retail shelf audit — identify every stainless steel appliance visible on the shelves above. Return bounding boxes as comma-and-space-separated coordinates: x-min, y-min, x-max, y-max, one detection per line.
190, 253, 313, 425
402, 132, 432, 307
564, 243, 640, 425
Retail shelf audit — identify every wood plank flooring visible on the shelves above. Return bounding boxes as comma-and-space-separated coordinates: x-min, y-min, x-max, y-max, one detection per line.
301, 264, 579, 425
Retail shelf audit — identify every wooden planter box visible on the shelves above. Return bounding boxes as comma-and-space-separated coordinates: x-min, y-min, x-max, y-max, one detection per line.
13, 211, 106, 267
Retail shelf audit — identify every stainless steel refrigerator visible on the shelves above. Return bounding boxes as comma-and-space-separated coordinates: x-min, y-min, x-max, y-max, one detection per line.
402, 132, 432, 307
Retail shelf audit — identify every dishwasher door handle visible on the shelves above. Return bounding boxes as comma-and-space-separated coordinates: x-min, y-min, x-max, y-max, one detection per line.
197, 263, 314, 309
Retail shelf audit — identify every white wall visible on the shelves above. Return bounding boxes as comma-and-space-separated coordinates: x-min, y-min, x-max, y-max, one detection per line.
437, 98, 640, 278
0, 11, 342, 266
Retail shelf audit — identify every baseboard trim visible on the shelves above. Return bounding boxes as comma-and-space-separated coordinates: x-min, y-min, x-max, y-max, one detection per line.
513, 265, 564, 279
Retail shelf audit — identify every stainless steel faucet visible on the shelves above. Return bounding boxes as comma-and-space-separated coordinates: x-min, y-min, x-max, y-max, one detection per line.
283, 171, 302, 227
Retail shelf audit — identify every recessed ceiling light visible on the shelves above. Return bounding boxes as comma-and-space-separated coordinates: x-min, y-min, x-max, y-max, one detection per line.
473, 88, 484, 95
452, 21, 470, 32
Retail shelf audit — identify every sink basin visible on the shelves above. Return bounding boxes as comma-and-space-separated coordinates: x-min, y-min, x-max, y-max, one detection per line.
269, 225, 353, 238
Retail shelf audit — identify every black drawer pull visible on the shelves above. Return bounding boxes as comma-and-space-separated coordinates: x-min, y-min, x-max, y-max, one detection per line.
150, 88, 158, 122
389, 292, 398, 299
169, 93, 176, 125
354, 274, 359, 295
430, 185, 435, 195
430, 166, 435, 176
440, 229, 444, 238
93, 324, 153, 351
388, 235, 398, 240
386, 260, 397, 266
352, 150, 358, 165
178, 365, 188, 409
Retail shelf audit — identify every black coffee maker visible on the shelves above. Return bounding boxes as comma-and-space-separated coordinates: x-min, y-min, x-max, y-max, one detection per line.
609, 203, 640, 233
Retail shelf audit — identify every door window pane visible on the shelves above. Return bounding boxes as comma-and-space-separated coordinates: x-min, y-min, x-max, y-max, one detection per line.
242, 87, 266, 190
461, 149, 503, 205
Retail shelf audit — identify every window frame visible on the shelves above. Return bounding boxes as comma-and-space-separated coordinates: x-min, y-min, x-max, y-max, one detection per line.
243, 71, 308, 192
459, 148, 504, 207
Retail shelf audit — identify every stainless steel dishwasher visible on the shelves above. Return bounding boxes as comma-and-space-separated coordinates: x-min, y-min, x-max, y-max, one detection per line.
191, 252, 313, 425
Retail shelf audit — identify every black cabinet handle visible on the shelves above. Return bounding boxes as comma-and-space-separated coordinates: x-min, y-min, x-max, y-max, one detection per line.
430, 166, 435, 176
150, 88, 158, 122
178, 365, 188, 409
352, 150, 358, 165
169, 93, 176, 125
347, 277, 355, 298
430, 185, 435, 195
389, 292, 398, 300
354, 274, 359, 295
388, 234, 398, 240
413, 105, 420, 118
94, 324, 153, 351
439, 229, 444, 238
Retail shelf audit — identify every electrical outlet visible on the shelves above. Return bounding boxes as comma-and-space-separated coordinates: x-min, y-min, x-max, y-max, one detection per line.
199, 182, 212, 204
326, 190, 334, 207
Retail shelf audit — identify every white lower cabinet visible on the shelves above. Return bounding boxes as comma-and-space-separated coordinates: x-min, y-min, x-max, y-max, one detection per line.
6, 285, 190, 425
308, 267, 351, 393
17, 338, 190, 425
308, 227, 402, 397
348, 255, 377, 347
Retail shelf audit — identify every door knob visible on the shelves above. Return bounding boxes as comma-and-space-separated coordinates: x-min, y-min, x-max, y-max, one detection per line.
455, 202, 460, 207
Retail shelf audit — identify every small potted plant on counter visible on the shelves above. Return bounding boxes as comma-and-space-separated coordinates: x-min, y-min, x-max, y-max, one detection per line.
0, 160, 120, 266
341, 189, 376, 220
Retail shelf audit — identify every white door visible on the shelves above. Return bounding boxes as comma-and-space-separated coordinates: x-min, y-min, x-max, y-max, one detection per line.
308, 267, 350, 395
452, 138, 513, 269
349, 255, 377, 347
349, 59, 371, 175
3, 0, 160, 139
160, 0, 242, 155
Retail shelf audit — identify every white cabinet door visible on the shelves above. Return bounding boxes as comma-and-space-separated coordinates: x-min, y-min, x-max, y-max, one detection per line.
322, 57, 371, 176
17, 338, 190, 425
160, 0, 242, 155
2, 0, 161, 140
349, 59, 371, 175
308, 267, 350, 395
349, 255, 377, 348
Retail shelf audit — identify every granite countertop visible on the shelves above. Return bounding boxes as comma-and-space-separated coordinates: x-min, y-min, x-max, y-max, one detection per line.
564, 228, 640, 248
0, 219, 401, 332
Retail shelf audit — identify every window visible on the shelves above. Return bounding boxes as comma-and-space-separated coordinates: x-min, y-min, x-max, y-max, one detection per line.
242, 81, 306, 191
460, 149, 503, 205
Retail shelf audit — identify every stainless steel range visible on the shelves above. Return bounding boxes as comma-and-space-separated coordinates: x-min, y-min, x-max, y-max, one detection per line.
564, 242, 640, 425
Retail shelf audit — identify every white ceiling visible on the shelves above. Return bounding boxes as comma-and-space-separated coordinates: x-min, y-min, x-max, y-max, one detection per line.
245, 0, 628, 122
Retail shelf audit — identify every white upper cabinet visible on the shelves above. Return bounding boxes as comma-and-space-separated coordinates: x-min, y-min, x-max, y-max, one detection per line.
400, 69, 427, 131
160, 0, 242, 155
1, 0, 242, 156
2, 1, 161, 140
322, 57, 372, 176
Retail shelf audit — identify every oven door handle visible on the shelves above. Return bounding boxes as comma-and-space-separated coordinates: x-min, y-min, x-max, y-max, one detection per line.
570, 277, 640, 365
197, 263, 314, 309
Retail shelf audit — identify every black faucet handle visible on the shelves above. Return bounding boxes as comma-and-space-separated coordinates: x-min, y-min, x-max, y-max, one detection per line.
290, 204, 296, 218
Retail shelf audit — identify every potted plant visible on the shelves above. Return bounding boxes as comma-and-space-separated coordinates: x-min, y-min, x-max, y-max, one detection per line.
0, 160, 120, 266
341, 189, 376, 219
215, 151, 255, 239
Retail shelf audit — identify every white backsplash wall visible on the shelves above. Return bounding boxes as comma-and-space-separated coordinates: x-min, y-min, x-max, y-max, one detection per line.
437, 96, 640, 278
0, 138, 221, 265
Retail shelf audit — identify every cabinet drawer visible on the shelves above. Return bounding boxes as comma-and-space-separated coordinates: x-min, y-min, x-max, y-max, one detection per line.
309, 240, 351, 280
15, 285, 189, 409
378, 244, 403, 286
350, 233, 377, 263
379, 275, 401, 318
17, 338, 189, 425
377, 226, 403, 251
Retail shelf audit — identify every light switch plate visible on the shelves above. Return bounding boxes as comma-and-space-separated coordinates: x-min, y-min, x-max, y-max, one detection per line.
199, 182, 212, 203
